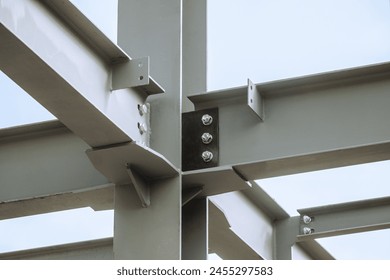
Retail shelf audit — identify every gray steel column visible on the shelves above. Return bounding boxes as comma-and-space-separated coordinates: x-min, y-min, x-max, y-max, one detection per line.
182, 198, 208, 260
114, 0, 183, 259
181, 0, 208, 259
273, 217, 300, 260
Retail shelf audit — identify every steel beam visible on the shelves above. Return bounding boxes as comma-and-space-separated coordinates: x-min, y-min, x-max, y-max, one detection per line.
0, 0, 163, 148
297, 196, 390, 240
242, 183, 333, 260
208, 200, 262, 260
209, 191, 274, 259
0, 238, 113, 260
188, 63, 390, 180
0, 185, 113, 221
0, 121, 109, 202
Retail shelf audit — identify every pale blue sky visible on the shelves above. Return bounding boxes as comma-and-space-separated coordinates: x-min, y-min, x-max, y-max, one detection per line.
1, 0, 390, 259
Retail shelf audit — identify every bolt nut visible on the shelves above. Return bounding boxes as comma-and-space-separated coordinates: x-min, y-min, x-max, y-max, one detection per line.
201, 114, 213, 126
201, 133, 213, 144
302, 227, 313, 235
138, 104, 149, 116
302, 215, 312, 224
201, 151, 213, 163
138, 122, 148, 135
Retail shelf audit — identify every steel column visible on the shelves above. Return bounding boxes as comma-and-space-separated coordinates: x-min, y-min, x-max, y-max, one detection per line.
114, 0, 183, 259
182, 198, 208, 260
273, 217, 300, 260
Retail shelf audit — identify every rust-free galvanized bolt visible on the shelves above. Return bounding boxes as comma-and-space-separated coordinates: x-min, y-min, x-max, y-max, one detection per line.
302, 227, 313, 235
201, 132, 213, 144
201, 114, 213, 126
302, 215, 312, 224
201, 151, 213, 162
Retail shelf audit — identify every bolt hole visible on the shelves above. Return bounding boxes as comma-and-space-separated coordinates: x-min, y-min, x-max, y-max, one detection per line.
250, 99, 253, 103
139, 75, 144, 81
250, 85, 253, 90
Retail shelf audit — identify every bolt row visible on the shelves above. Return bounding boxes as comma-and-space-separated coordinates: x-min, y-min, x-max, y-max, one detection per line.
201, 114, 214, 163
301, 215, 314, 235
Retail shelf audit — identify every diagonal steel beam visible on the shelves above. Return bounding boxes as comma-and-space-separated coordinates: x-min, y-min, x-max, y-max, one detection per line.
0, 0, 163, 148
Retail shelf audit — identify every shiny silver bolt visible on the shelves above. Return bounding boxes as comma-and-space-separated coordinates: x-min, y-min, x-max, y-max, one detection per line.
302, 227, 313, 235
201, 114, 213, 126
202, 151, 213, 163
201, 133, 213, 144
302, 215, 312, 224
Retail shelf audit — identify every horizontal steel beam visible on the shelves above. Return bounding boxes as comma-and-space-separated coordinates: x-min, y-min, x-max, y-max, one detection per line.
0, 184, 114, 220
297, 196, 390, 240
188, 63, 390, 180
0, 238, 113, 260
0, 121, 110, 202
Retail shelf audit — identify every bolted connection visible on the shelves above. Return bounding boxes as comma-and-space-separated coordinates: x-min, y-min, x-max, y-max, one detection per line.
201, 151, 213, 163
302, 215, 312, 224
201, 133, 213, 144
201, 114, 213, 126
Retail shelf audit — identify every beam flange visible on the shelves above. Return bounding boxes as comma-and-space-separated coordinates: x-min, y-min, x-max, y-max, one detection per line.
182, 166, 250, 197
86, 142, 178, 186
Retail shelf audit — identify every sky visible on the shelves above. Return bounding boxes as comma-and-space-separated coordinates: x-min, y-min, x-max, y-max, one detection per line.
1, 0, 390, 259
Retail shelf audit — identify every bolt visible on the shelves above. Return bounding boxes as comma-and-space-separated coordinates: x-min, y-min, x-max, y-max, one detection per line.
138, 122, 148, 135
202, 151, 213, 163
201, 114, 213, 126
138, 104, 149, 116
302, 227, 313, 235
201, 133, 213, 144
302, 215, 312, 224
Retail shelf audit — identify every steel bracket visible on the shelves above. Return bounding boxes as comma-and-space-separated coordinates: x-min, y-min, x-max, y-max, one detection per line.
111, 57, 164, 95
126, 164, 150, 208
182, 108, 219, 171
247, 79, 264, 121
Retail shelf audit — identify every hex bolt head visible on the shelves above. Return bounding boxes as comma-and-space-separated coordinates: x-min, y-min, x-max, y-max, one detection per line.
202, 151, 213, 163
201, 133, 213, 144
302, 215, 312, 224
201, 114, 213, 126
138, 122, 148, 135
302, 227, 313, 235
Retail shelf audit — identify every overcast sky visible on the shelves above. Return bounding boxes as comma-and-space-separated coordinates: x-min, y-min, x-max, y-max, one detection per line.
1, 0, 390, 259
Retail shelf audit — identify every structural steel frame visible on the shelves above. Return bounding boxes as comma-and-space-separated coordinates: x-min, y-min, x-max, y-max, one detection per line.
1, 0, 390, 260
